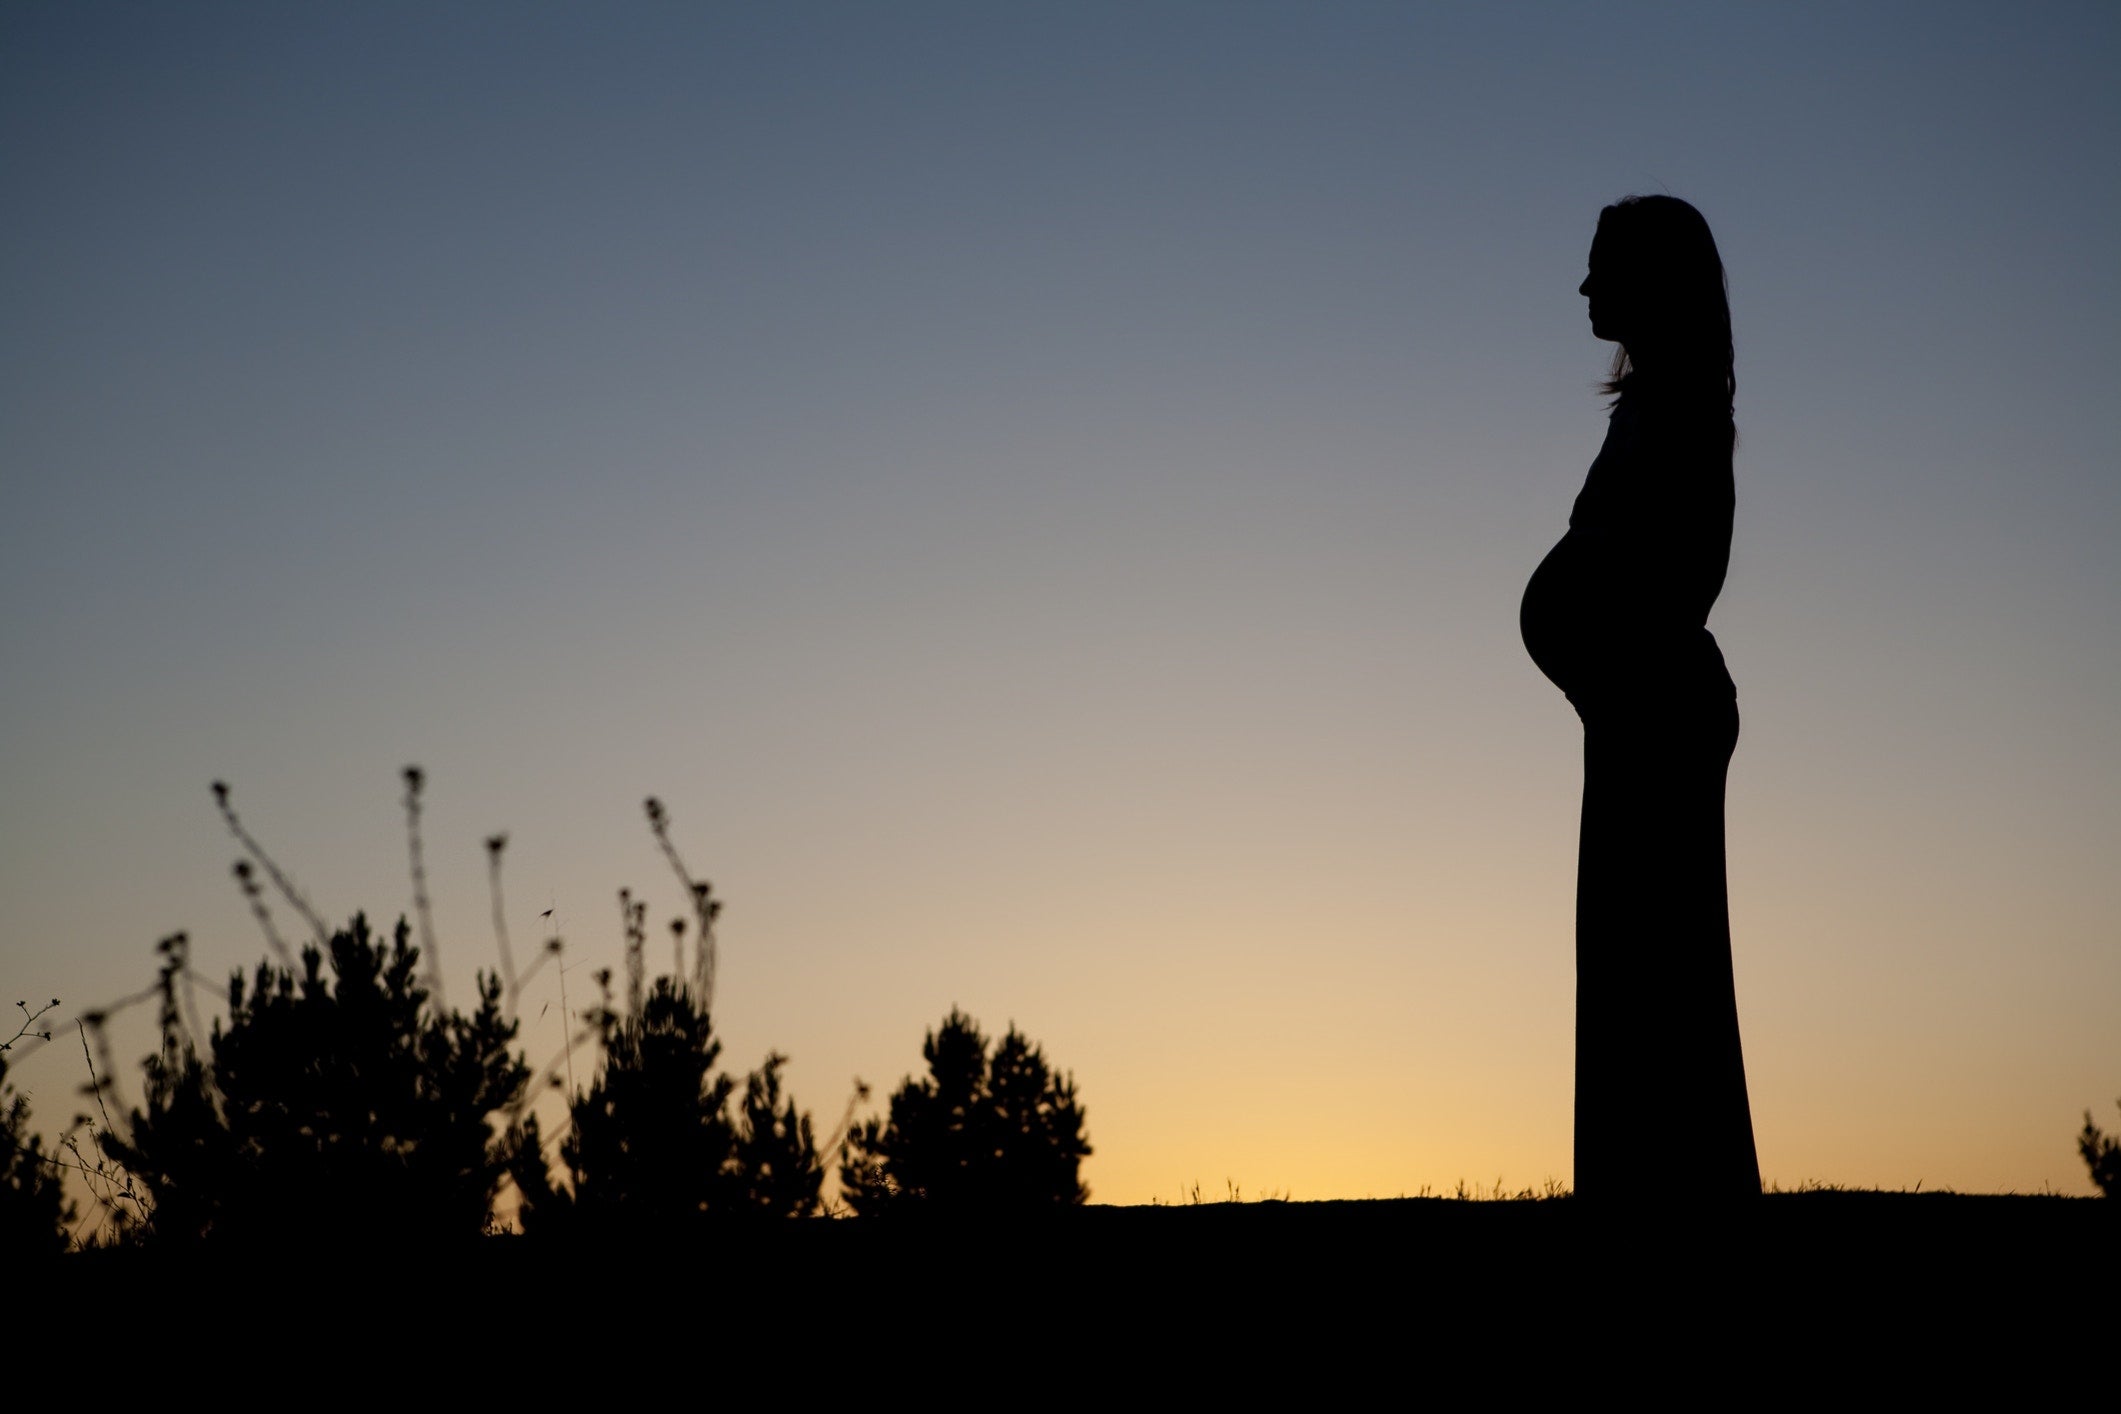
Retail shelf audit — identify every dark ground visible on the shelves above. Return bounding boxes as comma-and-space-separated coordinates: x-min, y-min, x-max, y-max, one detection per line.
35, 1190, 2111, 1293
17, 1193, 2110, 1383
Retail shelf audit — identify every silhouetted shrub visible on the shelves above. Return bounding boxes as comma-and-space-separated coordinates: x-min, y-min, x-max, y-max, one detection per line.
105, 916, 527, 1246
1, 1047, 74, 1254
518, 975, 733, 1231
732, 1052, 825, 1217
840, 1007, 1089, 1214
506, 814, 825, 1230
508, 973, 824, 1232
2082, 1101, 2121, 1198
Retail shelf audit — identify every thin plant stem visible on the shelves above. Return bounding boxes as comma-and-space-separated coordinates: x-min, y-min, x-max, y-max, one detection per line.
2, 998, 58, 1054
486, 834, 520, 1015
645, 797, 719, 1007
619, 889, 645, 1019
77, 1019, 121, 1150
212, 780, 328, 944
402, 766, 444, 1011
557, 955, 577, 1102
818, 1077, 872, 1166
232, 860, 295, 969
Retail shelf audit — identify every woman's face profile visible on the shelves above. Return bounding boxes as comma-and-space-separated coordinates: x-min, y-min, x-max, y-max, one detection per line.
1579, 231, 1627, 345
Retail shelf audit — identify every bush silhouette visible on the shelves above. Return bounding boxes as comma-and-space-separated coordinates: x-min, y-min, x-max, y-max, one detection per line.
732, 1052, 825, 1217
840, 1007, 1089, 1213
507, 811, 826, 1230
2082, 1101, 2121, 1198
105, 917, 527, 1246
508, 975, 823, 1231
1, 1049, 75, 1254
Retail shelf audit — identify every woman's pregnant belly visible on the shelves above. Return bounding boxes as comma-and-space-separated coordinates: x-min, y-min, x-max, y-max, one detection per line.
1520, 531, 1596, 698
1521, 529, 1732, 717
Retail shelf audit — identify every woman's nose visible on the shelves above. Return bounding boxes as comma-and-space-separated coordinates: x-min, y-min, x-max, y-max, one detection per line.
1578, 276, 1592, 297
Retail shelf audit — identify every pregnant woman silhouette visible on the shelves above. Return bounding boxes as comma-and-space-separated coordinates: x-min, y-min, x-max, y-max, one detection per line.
1521, 195, 1761, 1200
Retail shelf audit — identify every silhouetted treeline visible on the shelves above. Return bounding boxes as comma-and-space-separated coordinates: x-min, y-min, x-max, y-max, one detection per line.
23, 927, 1089, 1250
3, 775, 1094, 1250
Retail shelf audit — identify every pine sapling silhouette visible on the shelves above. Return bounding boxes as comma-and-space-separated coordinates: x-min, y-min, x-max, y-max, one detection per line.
519, 974, 737, 1233
733, 1052, 824, 1218
840, 1008, 1089, 1213
509, 979, 826, 1229
508, 878, 824, 1232
106, 916, 528, 1246
2081, 1100, 2121, 1198
1, 1042, 75, 1254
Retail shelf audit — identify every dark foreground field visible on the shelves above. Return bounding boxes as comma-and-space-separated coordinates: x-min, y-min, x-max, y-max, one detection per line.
34, 1191, 2111, 1313
15, 1193, 2111, 1391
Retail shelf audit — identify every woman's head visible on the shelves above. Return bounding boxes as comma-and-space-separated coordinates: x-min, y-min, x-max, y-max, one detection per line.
1580, 195, 1733, 408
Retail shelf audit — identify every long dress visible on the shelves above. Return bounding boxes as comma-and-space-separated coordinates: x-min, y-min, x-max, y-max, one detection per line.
1519, 387, 1761, 1200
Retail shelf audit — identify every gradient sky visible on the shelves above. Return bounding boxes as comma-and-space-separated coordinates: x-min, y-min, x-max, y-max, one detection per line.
4, 1, 2116, 1204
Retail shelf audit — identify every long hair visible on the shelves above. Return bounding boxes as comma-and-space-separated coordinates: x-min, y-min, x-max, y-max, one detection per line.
1594, 195, 1735, 422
